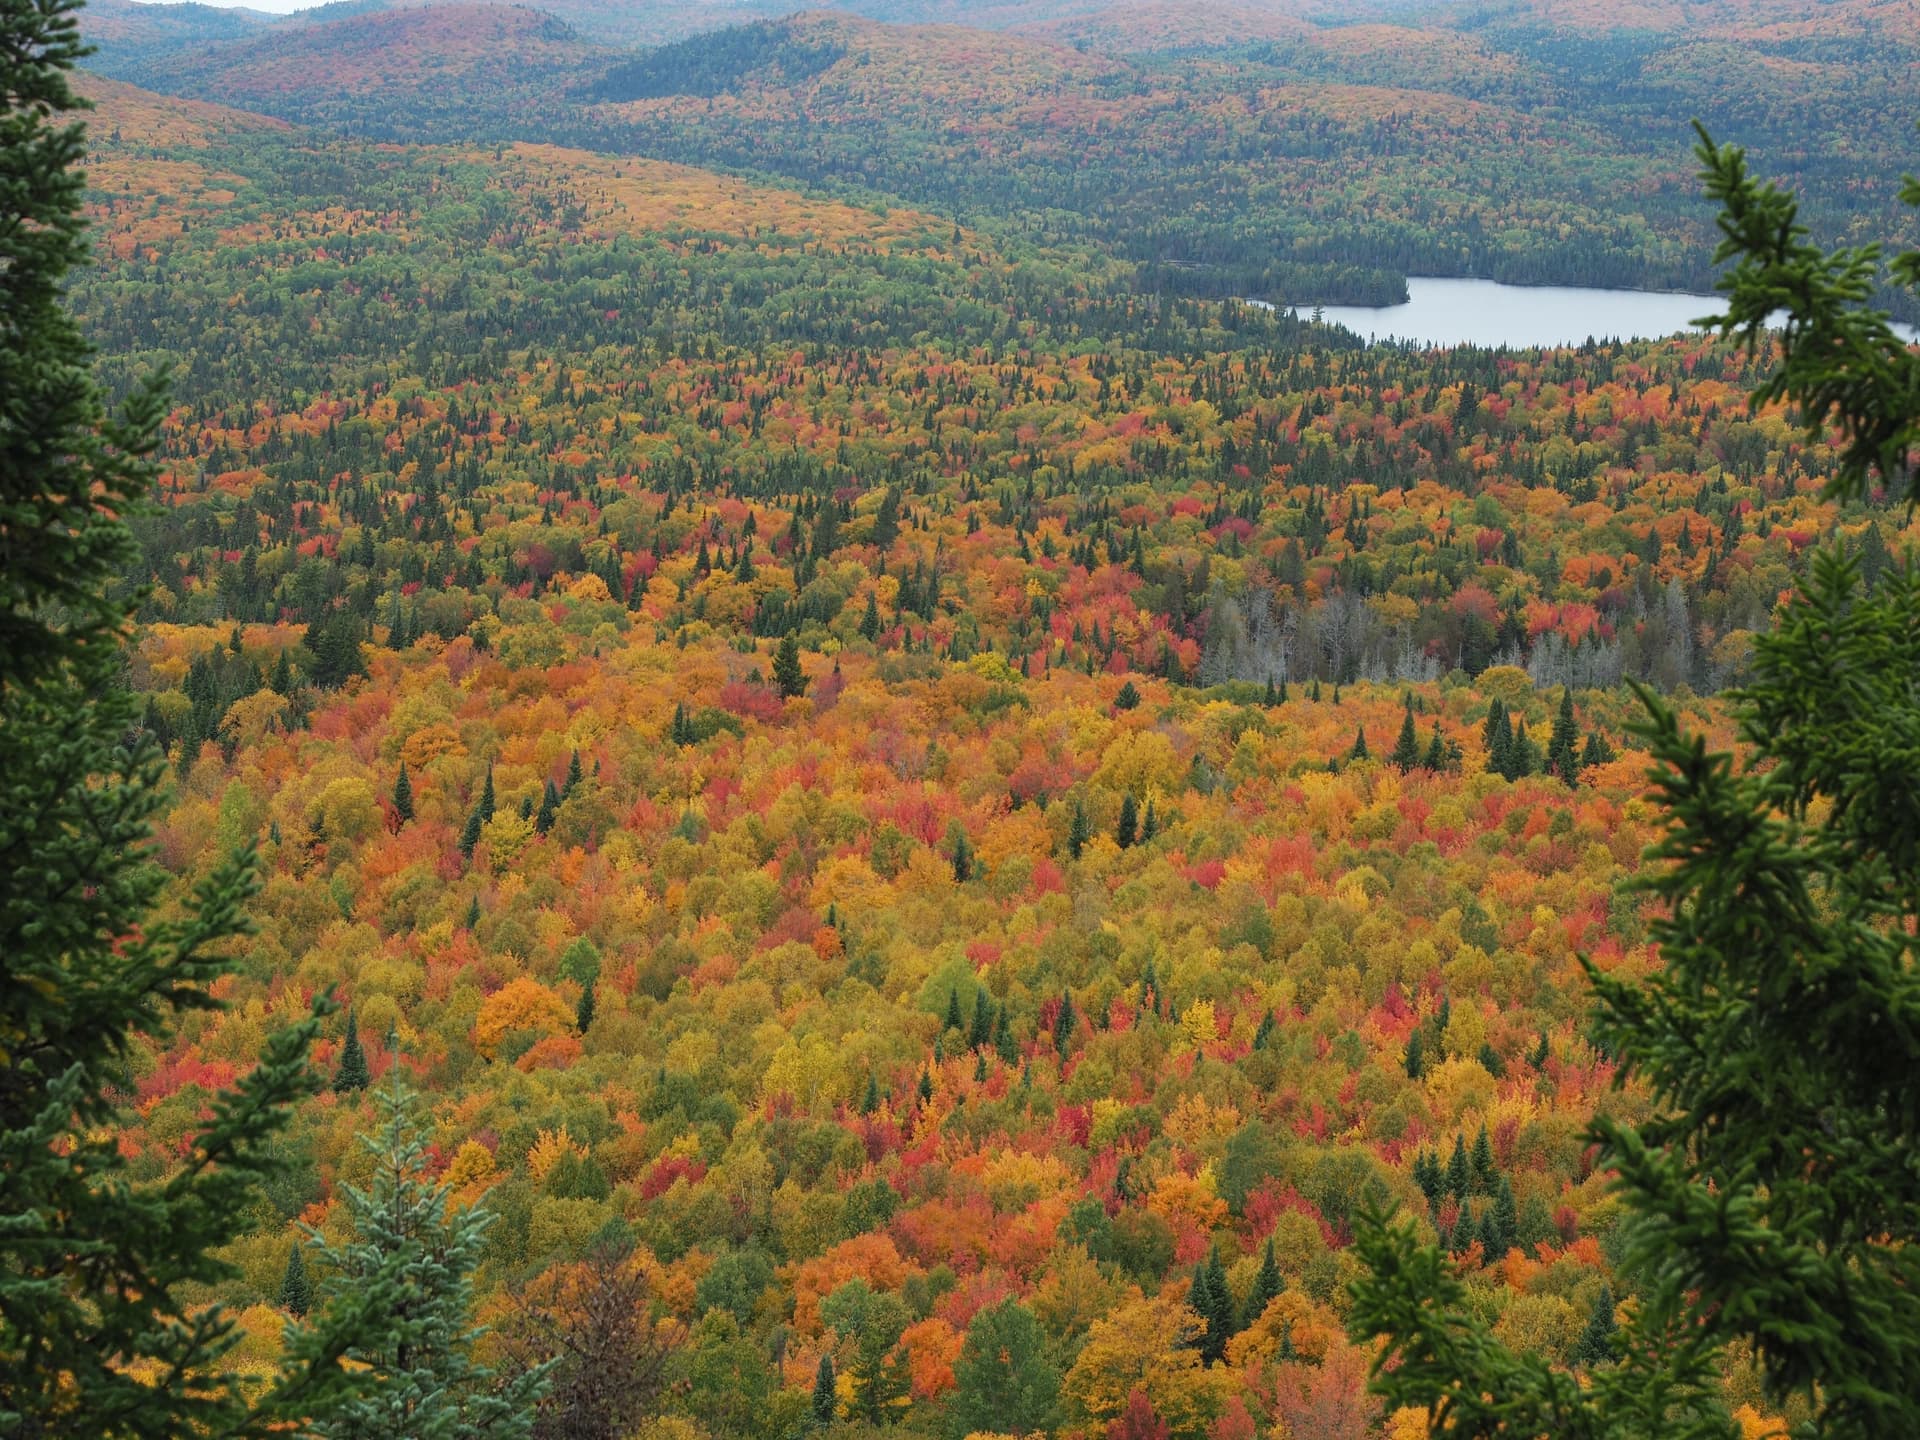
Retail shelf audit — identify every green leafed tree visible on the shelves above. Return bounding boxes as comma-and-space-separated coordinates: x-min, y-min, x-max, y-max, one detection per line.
0, 4, 334, 1434
948, 1300, 1059, 1439
1347, 128, 1920, 1440
818, 1279, 908, 1425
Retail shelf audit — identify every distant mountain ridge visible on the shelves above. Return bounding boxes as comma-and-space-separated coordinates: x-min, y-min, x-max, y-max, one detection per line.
78, 0, 1920, 316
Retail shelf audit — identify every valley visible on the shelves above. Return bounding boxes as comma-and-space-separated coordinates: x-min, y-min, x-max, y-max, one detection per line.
4, 1, 1916, 1435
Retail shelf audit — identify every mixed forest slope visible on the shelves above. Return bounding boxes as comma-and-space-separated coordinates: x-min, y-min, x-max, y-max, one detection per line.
83, 0, 1920, 315
65, 73, 1915, 1438
116, 2, 599, 132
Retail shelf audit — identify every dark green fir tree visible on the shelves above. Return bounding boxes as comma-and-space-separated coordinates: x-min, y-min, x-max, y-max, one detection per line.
811, 1353, 837, 1426
0, 9, 344, 1428
1390, 700, 1421, 772
280, 1243, 314, 1318
391, 761, 414, 825
334, 1006, 371, 1093
1245, 1238, 1284, 1325
773, 633, 807, 698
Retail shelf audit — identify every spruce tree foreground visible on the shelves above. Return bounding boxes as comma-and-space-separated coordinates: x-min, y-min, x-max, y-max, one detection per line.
0, 1, 336, 1433
0, 5, 556, 1435
1346, 127, 1920, 1440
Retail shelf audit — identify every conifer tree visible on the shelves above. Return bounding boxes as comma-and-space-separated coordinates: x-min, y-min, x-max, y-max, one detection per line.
575, 981, 595, 1034
535, 780, 559, 836
773, 633, 807, 698
1403, 1028, 1425, 1079
563, 749, 583, 797
1413, 1151, 1443, 1211
282, 1076, 548, 1437
1349, 727, 1369, 761
1470, 1124, 1495, 1191
1581, 730, 1615, 768
994, 1006, 1019, 1064
334, 1005, 371, 1093
1187, 1265, 1218, 1360
968, 989, 993, 1051
1350, 137, 1920, 1438
0, 7, 337, 1431
859, 590, 881, 641
944, 989, 964, 1033
1114, 679, 1140, 711
1206, 1248, 1237, 1344
1548, 688, 1580, 785
1424, 723, 1449, 772
477, 764, 496, 823
1444, 1135, 1470, 1202
1116, 793, 1139, 848
1187, 1254, 1234, 1364
1390, 702, 1421, 771
1067, 798, 1090, 859
811, 1354, 837, 1426
1509, 717, 1537, 778
1141, 797, 1158, 841
1246, 1238, 1284, 1325
1573, 1286, 1617, 1369
280, 1243, 314, 1319
1482, 701, 1510, 776
458, 802, 485, 861
1053, 991, 1077, 1059
392, 761, 414, 824
1490, 1175, 1518, 1259
948, 823, 973, 882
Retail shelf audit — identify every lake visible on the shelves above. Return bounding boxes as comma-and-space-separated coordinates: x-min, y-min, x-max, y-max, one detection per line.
1261, 276, 1918, 349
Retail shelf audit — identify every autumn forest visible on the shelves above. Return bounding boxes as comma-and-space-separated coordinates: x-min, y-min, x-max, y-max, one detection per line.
6, 0, 1919, 1437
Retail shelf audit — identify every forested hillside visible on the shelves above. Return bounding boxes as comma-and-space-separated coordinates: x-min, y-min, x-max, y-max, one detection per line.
51, 60, 1914, 1436
82, 0, 1920, 315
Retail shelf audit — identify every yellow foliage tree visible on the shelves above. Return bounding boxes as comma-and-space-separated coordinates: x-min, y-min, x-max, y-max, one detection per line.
1063, 1291, 1226, 1437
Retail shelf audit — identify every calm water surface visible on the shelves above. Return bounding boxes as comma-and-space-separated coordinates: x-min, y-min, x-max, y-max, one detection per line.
1271, 276, 1917, 348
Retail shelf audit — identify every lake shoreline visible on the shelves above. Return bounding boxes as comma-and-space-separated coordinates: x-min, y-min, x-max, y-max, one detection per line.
1243, 276, 1919, 349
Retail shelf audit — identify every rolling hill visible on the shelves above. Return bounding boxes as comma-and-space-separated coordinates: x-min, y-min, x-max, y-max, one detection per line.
93, 1, 610, 132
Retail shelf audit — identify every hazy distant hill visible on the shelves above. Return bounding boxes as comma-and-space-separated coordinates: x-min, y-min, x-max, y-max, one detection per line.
82, 0, 274, 67
105, 2, 607, 133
